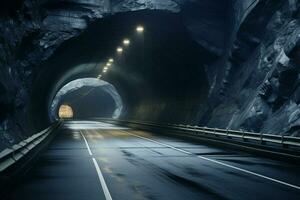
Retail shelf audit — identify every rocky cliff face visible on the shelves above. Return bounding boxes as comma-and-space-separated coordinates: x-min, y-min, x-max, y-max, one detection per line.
205, 0, 300, 137
1, 0, 300, 150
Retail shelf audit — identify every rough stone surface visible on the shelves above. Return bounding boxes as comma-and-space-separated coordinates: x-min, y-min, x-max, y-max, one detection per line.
204, 0, 300, 137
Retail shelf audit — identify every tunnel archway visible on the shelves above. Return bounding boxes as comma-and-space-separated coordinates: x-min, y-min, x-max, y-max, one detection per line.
28, 10, 216, 131
50, 78, 123, 121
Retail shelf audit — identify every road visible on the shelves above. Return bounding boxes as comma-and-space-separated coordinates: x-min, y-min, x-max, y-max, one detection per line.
4, 120, 300, 200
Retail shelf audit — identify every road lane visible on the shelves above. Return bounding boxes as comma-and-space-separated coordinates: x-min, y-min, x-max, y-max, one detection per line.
4, 121, 300, 200
119, 129, 300, 188
81, 123, 300, 200
4, 123, 108, 200
120, 129, 300, 189
80, 130, 113, 200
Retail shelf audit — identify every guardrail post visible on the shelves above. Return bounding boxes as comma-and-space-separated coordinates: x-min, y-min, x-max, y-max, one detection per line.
260, 132, 266, 145
203, 127, 207, 135
226, 128, 231, 139
214, 128, 218, 137
281, 135, 289, 148
192, 126, 197, 135
243, 130, 248, 142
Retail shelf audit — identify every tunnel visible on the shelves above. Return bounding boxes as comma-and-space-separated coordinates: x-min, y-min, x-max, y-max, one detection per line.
28, 9, 215, 131
1, 0, 300, 200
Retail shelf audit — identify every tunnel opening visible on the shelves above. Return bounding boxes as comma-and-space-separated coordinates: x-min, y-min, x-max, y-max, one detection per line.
50, 78, 123, 121
58, 104, 74, 119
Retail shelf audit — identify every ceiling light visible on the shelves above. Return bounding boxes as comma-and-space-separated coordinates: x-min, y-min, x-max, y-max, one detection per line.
136, 25, 144, 33
123, 39, 130, 45
117, 47, 123, 53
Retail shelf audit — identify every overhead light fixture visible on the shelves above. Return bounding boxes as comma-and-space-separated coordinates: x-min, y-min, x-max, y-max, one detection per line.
108, 58, 114, 63
123, 39, 130, 46
136, 25, 144, 33
106, 63, 112, 67
104, 67, 108, 70
117, 47, 123, 53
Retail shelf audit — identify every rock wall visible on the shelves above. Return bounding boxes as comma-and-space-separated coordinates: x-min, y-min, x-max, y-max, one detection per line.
205, 0, 300, 136
0, 0, 104, 150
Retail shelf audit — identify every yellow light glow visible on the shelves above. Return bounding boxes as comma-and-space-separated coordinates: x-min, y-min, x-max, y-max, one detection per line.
109, 58, 114, 63
136, 25, 144, 33
103, 69, 107, 73
104, 67, 108, 70
117, 47, 123, 53
58, 105, 74, 119
106, 63, 112, 67
123, 39, 130, 45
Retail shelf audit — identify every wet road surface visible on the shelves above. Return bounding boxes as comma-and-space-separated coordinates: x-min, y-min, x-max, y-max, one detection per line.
4, 121, 300, 200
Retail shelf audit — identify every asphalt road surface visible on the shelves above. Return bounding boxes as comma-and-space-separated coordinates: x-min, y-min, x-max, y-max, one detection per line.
4, 121, 300, 200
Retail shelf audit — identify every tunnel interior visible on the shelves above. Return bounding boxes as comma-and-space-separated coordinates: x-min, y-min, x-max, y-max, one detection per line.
2, 2, 300, 198
29, 10, 215, 130
2, 0, 299, 146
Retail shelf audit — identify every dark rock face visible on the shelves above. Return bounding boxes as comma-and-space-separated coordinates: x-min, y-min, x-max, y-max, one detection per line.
1, 0, 300, 150
204, 0, 300, 136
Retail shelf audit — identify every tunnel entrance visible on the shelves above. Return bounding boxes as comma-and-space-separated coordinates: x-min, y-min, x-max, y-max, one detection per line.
50, 78, 123, 121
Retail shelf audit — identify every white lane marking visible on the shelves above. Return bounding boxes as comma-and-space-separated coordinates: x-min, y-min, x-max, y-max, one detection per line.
124, 131, 193, 155
92, 158, 113, 200
80, 130, 113, 200
80, 130, 93, 156
197, 155, 300, 190
124, 131, 300, 190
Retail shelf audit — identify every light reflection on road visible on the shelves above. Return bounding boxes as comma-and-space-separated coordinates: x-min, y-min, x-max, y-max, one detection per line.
63, 121, 129, 130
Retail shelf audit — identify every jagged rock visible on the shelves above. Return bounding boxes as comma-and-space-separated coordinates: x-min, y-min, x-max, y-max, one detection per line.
112, 0, 180, 13
239, 97, 269, 132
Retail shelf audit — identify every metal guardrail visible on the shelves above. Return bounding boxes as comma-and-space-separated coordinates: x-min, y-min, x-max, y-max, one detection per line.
101, 119, 300, 149
0, 122, 61, 172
